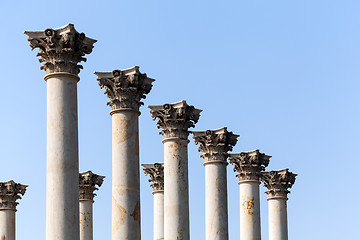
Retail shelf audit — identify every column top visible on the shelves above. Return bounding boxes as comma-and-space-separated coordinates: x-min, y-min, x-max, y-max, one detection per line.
95, 66, 155, 112
192, 127, 239, 164
25, 24, 97, 75
262, 168, 297, 199
149, 100, 202, 140
229, 150, 271, 182
79, 171, 105, 201
142, 163, 164, 193
0, 180, 27, 210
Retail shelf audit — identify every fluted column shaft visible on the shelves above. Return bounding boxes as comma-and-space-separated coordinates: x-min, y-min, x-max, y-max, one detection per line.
163, 138, 190, 239
112, 110, 141, 239
25, 24, 96, 240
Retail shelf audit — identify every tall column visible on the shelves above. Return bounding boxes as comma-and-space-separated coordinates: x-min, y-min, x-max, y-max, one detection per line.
95, 67, 154, 240
142, 163, 165, 240
192, 128, 239, 240
25, 24, 96, 240
79, 171, 105, 240
149, 101, 202, 240
262, 169, 296, 240
229, 150, 271, 240
0, 181, 27, 240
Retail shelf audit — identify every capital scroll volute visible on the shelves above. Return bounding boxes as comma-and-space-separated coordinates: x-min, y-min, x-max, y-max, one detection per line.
0, 180, 27, 210
192, 127, 239, 163
25, 24, 96, 75
142, 163, 164, 193
79, 171, 105, 201
262, 168, 297, 199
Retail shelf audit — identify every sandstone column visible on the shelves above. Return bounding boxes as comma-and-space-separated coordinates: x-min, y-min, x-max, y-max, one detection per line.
142, 163, 165, 240
149, 101, 202, 240
192, 128, 239, 240
79, 171, 105, 240
229, 150, 271, 240
262, 169, 296, 240
95, 67, 154, 240
0, 181, 27, 240
25, 24, 96, 240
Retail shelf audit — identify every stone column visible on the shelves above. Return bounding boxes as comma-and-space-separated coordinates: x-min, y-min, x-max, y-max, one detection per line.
79, 171, 105, 240
25, 24, 96, 240
0, 181, 27, 240
192, 127, 238, 240
262, 169, 296, 240
142, 163, 165, 240
149, 101, 202, 240
95, 67, 154, 240
229, 150, 271, 240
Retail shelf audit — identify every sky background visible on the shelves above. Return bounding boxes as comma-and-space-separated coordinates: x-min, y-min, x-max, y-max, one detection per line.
0, 0, 359, 239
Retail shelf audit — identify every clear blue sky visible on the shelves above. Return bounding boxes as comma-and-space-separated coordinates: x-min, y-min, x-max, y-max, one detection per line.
0, 1, 359, 239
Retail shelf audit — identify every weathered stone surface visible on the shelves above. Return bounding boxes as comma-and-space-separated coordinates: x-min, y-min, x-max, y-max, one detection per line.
142, 163, 164, 192
262, 169, 297, 199
95, 66, 154, 111
149, 100, 202, 140
229, 150, 271, 182
0, 181, 27, 210
25, 24, 96, 75
79, 171, 105, 201
192, 127, 239, 163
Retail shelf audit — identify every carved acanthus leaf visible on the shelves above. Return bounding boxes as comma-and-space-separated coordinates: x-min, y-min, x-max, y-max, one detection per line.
25, 24, 96, 75
95, 67, 154, 111
229, 150, 271, 182
262, 169, 297, 199
79, 171, 105, 201
192, 127, 239, 163
0, 181, 27, 210
142, 163, 164, 192
149, 101, 202, 140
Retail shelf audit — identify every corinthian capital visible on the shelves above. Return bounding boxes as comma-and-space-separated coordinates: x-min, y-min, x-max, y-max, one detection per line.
79, 171, 105, 201
25, 24, 96, 75
142, 163, 164, 193
262, 169, 297, 199
95, 66, 154, 112
229, 150, 271, 182
192, 127, 239, 164
0, 180, 27, 210
149, 100, 202, 140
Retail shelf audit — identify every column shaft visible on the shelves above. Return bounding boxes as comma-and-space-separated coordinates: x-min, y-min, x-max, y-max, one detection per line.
0, 210, 15, 240
163, 139, 190, 240
268, 199, 288, 240
239, 181, 261, 240
153, 192, 164, 240
46, 73, 79, 240
80, 201, 93, 240
112, 111, 141, 240
205, 163, 228, 240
